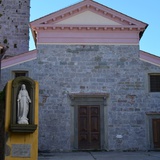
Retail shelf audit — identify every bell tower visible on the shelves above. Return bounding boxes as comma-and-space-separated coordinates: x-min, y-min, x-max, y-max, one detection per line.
0, 0, 30, 56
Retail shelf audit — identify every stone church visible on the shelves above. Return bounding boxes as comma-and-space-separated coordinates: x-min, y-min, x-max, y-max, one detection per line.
0, 0, 160, 152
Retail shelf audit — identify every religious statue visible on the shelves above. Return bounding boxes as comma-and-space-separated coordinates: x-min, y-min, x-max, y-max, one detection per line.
17, 84, 31, 124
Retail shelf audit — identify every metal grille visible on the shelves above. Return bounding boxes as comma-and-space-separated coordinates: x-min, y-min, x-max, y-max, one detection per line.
150, 75, 160, 92
15, 72, 26, 78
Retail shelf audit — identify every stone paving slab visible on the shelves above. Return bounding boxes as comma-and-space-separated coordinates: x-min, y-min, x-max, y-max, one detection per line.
38, 151, 160, 160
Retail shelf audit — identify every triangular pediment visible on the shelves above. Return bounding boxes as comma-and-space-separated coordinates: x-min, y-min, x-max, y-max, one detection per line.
56, 11, 121, 25
30, 0, 148, 45
31, 0, 147, 29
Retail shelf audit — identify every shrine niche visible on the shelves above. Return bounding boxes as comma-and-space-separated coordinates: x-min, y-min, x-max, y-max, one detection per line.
4, 78, 39, 159
10, 76, 37, 133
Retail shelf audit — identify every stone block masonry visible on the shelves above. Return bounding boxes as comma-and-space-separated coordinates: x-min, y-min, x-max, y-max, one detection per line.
0, 0, 30, 56
36, 45, 160, 152
1, 44, 160, 152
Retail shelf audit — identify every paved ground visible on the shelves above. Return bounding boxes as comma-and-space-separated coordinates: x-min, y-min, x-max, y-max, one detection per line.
38, 151, 160, 160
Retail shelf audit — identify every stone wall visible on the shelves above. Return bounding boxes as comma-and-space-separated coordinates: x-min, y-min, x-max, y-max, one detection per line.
35, 45, 160, 152
1, 45, 160, 152
0, 0, 30, 56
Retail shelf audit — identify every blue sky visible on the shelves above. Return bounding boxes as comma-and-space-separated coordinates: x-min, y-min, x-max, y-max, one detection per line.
30, 0, 160, 57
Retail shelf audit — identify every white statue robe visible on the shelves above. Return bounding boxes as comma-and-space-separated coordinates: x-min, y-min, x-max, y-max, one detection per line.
17, 89, 31, 124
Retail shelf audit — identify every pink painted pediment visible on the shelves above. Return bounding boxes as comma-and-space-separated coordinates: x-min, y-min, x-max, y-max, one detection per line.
30, 0, 148, 45
31, 0, 147, 30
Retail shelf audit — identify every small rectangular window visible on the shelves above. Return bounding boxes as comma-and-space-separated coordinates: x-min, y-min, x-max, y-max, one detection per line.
13, 71, 28, 78
150, 75, 160, 92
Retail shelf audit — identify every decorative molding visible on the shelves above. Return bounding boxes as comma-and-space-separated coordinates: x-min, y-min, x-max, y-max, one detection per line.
10, 124, 37, 133
69, 92, 109, 99
31, 1, 146, 27
32, 25, 144, 31
36, 29, 139, 44
69, 92, 109, 106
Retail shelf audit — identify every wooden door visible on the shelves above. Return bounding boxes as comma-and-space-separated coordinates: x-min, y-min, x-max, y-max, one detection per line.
78, 106, 100, 149
152, 119, 160, 148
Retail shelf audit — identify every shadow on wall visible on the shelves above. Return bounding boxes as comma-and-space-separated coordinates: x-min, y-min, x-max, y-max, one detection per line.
0, 88, 5, 160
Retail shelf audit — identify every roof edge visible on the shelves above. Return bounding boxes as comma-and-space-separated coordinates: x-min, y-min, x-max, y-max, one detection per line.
2, 50, 37, 69
140, 50, 160, 67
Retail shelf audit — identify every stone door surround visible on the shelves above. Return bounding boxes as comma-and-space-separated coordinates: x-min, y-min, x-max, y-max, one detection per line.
69, 93, 108, 150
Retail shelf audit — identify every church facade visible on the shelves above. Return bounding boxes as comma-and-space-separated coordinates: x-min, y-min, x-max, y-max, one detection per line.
1, 0, 160, 152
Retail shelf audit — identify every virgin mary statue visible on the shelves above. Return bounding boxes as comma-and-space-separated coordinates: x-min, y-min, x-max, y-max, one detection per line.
17, 84, 31, 124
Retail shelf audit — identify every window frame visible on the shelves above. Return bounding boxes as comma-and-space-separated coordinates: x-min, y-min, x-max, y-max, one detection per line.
12, 70, 28, 78
149, 73, 160, 92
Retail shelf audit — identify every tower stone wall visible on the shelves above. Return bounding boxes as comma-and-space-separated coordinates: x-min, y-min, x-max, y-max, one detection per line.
0, 0, 30, 56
